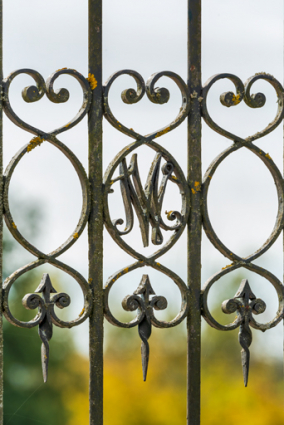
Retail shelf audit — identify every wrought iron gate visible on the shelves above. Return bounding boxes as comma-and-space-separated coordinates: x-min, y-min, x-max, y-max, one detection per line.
0, 1, 284, 424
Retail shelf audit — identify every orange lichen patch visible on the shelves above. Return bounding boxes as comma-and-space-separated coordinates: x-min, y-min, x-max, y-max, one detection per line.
79, 308, 85, 317
27, 136, 44, 152
65, 122, 71, 128
232, 94, 241, 105
123, 268, 129, 274
11, 222, 17, 229
194, 181, 201, 191
73, 233, 79, 239
87, 73, 98, 90
191, 188, 196, 194
265, 153, 272, 160
156, 263, 161, 267
171, 175, 177, 180
208, 175, 212, 179
88, 278, 93, 284
155, 127, 171, 138
165, 210, 173, 220
222, 264, 233, 270
56, 67, 67, 72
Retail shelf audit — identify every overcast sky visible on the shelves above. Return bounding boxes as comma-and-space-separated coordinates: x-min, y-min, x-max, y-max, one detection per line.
2, 0, 284, 358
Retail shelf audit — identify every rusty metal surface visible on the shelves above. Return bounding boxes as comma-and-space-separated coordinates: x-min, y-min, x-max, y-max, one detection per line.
88, 0, 103, 424
187, 1, 202, 424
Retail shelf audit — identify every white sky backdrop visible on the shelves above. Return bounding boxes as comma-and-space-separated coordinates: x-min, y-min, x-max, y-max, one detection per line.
2, 0, 284, 360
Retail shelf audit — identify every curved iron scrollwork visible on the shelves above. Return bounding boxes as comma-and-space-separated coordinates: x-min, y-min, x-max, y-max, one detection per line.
200, 72, 284, 386
2, 68, 94, 381
103, 70, 190, 380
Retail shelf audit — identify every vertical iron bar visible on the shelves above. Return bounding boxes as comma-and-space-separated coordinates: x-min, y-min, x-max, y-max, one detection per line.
187, 1, 202, 425
0, 0, 3, 422
88, 0, 103, 424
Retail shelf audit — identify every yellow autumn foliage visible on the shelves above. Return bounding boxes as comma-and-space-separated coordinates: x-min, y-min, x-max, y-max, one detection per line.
60, 323, 284, 425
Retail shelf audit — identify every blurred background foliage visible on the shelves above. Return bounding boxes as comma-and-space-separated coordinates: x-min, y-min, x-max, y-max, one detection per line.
2, 203, 284, 425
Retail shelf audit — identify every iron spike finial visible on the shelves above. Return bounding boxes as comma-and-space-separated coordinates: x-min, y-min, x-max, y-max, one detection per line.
23, 273, 71, 383
122, 274, 167, 382
222, 279, 266, 387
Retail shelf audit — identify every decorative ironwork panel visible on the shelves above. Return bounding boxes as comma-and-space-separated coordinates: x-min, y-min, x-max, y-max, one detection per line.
0, 1, 283, 425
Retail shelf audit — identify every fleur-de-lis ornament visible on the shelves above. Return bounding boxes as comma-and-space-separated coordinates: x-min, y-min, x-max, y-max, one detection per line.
222, 279, 266, 386
22, 274, 70, 382
122, 275, 167, 381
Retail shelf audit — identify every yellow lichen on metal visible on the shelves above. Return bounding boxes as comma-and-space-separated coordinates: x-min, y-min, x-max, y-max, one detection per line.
265, 153, 272, 160
56, 67, 67, 72
73, 233, 79, 239
222, 264, 233, 270
87, 73, 98, 90
156, 262, 161, 266
88, 278, 93, 284
155, 127, 171, 138
27, 136, 44, 152
165, 210, 173, 219
11, 222, 17, 229
124, 268, 129, 274
232, 94, 241, 105
194, 181, 201, 192
79, 308, 85, 317
65, 122, 71, 128
191, 188, 196, 194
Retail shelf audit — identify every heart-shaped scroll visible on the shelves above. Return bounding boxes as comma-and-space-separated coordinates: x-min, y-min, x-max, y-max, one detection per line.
103, 69, 190, 142
2, 68, 92, 139
201, 73, 284, 143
